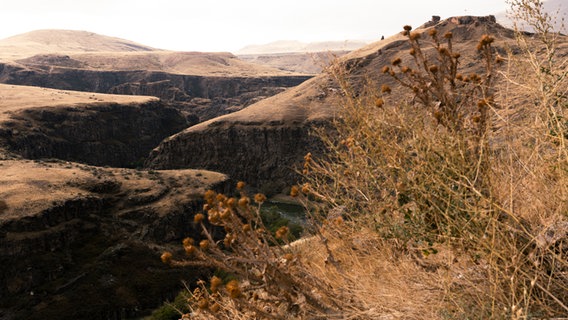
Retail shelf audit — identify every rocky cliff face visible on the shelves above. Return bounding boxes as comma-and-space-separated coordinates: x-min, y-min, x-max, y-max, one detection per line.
0, 160, 228, 320
0, 64, 310, 99
0, 100, 189, 168
147, 121, 328, 193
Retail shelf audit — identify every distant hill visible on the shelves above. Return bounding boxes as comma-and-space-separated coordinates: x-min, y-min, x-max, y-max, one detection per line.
236, 40, 369, 55
0, 29, 158, 59
0, 29, 312, 125
237, 51, 350, 75
0, 29, 306, 77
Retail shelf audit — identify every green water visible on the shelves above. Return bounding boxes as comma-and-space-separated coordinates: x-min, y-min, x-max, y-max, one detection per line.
260, 201, 306, 239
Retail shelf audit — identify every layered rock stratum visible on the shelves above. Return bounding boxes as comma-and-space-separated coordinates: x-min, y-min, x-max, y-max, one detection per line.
0, 84, 188, 167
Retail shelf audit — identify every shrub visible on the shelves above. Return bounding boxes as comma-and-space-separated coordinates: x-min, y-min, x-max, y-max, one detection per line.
146, 291, 190, 320
305, 2, 567, 317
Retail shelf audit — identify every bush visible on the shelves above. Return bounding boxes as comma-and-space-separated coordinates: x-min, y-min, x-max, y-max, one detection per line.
305, 2, 567, 317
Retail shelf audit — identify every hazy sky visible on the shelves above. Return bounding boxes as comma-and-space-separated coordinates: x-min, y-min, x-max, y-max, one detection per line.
0, 0, 511, 52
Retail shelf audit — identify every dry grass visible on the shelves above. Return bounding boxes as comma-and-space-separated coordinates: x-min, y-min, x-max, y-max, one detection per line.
162, 181, 470, 319
293, 226, 448, 320
303, 2, 567, 318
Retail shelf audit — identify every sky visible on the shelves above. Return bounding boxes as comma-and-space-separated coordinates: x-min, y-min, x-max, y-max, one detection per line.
0, 0, 512, 52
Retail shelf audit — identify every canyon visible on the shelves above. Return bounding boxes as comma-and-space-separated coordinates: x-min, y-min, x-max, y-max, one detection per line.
0, 29, 318, 319
0, 159, 228, 320
2, 14, 566, 319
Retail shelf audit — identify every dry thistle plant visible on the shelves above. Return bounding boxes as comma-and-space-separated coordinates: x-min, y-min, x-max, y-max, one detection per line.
305, 13, 567, 319
309, 25, 500, 245
161, 182, 359, 319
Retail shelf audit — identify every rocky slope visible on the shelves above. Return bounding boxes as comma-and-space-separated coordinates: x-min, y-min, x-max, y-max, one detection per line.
0, 85, 189, 168
0, 159, 227, 320
146, 15, 559, 192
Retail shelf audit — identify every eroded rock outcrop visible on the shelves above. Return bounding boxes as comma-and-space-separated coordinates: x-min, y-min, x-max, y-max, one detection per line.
147, 121, 328, 193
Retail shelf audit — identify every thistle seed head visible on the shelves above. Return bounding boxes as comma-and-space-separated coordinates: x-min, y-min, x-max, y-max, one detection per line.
226, 197, 237, 208
226, 280, 241, 298
290, 186, 299, 197
275, 226, 290, 239
238, 196, 250, 208
409, 32, 421, 41
193, 213, 205, 224
197, 298, 209, 310
183, 237, 194, 247
184, 245, 196, 255
210, 276, 223, 290
199, 239, 210, 250
375, 98, 385, 108
160, 252, 173, 264
204, 190, 216, 203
